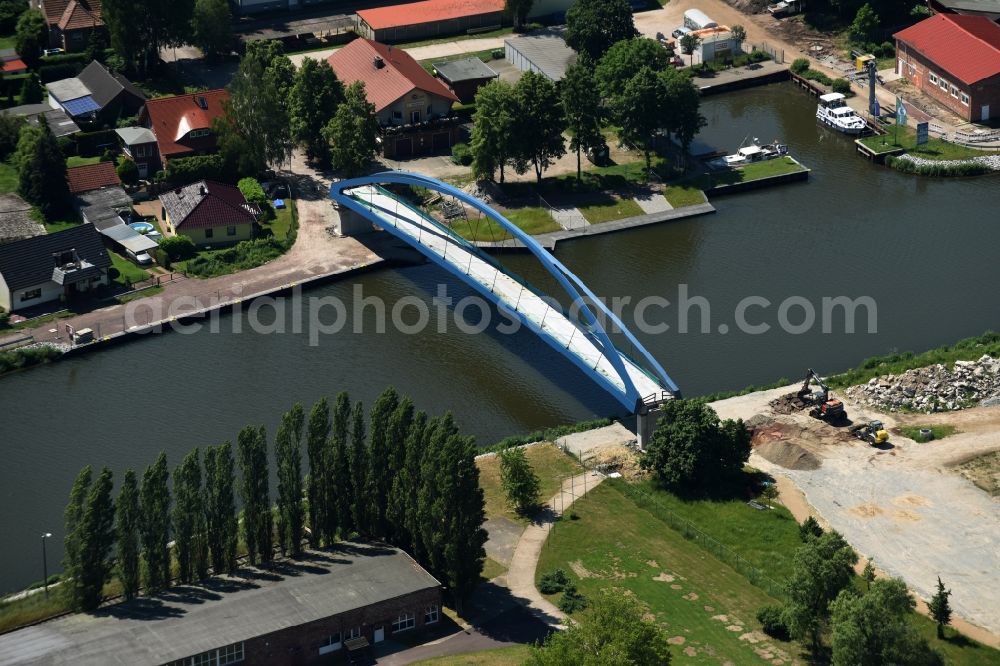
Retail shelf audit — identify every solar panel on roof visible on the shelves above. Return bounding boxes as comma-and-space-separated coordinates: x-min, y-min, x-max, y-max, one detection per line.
63, 96, 100, 117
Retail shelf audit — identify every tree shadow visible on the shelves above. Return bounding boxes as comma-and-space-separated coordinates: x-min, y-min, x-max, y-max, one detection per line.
943, 630, 980, 648
94, 596, 187, 621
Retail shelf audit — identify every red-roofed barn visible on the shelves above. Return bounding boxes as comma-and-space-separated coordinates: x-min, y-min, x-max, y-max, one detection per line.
327, 40, 461, 159
894, 13, 1000, 121
355, 0, 505, 43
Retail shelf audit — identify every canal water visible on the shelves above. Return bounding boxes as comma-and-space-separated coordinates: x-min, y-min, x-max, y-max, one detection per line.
1, 82, 998, 592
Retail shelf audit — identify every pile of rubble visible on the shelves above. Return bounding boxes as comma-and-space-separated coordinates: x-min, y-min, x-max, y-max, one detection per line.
844, 355, 1000, 412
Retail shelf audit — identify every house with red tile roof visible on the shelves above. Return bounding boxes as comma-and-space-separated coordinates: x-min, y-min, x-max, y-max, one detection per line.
355, 0, 505, 43
31, 0, 106, 53
66, 161, 120, 194
138, 89, 229, 170
894, 13, 1000, 121
327, 39, 460, 159
159, 181, 259, 247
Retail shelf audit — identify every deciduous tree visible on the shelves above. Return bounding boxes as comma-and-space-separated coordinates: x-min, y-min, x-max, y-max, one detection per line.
830, 578, 943, 666
561, 56, 606, 180
680, 33, 701, 67
565, 0, 637, 59
290, 57, 344, 164
595, 38, 669, 100
322, 81, 378, 177
526, 589, 673, 664
348, 400, 367, 533
275, 403, 305, 556
191, 0, 233, 59
73, 467, 115, 611
364, 387, 400, 538
438, 426, 487, 613
784, 530, 858, 651
173, 449, 206, 583
140, 452, 171, 593
505, 0, 534, 30
328, 392, 353, 541
470, 79, 516, 183
499, 446, 541, 513
306, 398, 331, 547
16, 118, 70, 218
14, 9, 46, 69
115, 469, 141, 601
511, 71, 565, 182
730, 24, 747, 49
62, 466, 92, 603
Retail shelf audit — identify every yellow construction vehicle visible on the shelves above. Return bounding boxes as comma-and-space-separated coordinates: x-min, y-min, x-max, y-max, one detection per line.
849, 420, 889, 446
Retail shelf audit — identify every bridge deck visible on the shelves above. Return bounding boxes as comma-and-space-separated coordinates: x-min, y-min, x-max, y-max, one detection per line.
347, 185, 665, 403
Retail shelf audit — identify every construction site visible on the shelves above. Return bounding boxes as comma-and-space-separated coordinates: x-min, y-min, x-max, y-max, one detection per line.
710, 369, 1000, 642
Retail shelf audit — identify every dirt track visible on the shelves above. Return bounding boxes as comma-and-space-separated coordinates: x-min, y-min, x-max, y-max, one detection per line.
711, 386, 1000, 645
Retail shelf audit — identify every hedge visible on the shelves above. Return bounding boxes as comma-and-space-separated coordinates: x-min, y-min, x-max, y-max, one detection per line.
39, 62, 86, 84
884, 156, 992, 177
71, 129, 118, 156
164, 154, 233, 184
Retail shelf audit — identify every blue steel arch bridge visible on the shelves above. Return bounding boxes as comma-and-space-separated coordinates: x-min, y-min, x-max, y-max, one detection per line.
329, 172, 680, 414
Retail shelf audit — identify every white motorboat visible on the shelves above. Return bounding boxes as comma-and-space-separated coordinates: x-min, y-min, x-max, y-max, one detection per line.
816, 92, 867, 134
708, 137, 789, 169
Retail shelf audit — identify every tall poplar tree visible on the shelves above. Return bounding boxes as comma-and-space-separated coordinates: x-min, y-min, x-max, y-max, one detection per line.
365, 387, 400, 539
115, 469, 141, 601
439, 431, 488, 613
306, 398, 331, 547
63, 466, 93, 600
238, 426, 272, 565
204, 442, 238, 574
328, 392, 352, 541
140, 453, 171, 593
275, 404, 305, 556
348, 401, 367, 534
416, 415, 458, 575
173, 449, 206, 583
74, 467, 115, 611
387, 411, 428, 554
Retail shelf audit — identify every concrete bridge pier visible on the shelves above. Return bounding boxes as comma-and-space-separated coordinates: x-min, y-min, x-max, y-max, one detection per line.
636, 404, 668, 450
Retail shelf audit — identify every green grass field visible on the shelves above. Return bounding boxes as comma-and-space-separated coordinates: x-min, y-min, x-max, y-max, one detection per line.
410, 645, 532, 665
538, 481, 795, 664
66, 155, 102, 168
858, 125, 1000, 160
477, 442, 581, 522
898, 424, 960, 441
447, 207, 560, 241
43, 219, 81, 233
262, 199, 295, 242
578, 197, 643, 224
664, 185, 706, 208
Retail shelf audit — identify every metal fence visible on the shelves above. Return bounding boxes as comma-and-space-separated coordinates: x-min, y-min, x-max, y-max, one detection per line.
752, 42, 784, 65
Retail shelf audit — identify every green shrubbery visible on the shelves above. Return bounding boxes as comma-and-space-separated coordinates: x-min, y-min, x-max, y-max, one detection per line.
0, 346, 61, 374
163, 154, 230, 183
884, 156, 991, 177
0, 306, 8, 329
237, 177, 275, 221
558, 583, 588, 613
757, 605, 791, 640
451, 142, 473, 166
790, 58, 810, 74
539, 568, 570, 594
832, 78, 852, 95
184, 238, 285, 278
803, 69, 833, 86
159, 235, 196, 261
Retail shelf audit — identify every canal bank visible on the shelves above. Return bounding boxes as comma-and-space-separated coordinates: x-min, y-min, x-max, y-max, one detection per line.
1, 82, 999, 593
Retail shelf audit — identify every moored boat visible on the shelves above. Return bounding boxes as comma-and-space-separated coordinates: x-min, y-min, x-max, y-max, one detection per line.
816, 92, 866, 134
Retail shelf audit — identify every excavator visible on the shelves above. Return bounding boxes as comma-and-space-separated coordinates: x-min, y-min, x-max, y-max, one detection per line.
796, 368, 847, 422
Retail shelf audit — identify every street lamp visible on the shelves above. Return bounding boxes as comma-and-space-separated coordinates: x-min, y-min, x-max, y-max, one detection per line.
41, 533, 52, 598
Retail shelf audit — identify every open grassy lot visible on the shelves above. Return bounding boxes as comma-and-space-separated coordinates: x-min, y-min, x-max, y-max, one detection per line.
477, 442, 581, 522
410, 645, 532, 665
447, 207, 560, 241
109, 251, 150, 286
0, 161, 17, 193
858, 125, 1000, 160
262, 199, 295, 242
66, 155, 102, 168
578, 197, 643, 224
630, 479, 801, 581
664, 184, 706, 208
538, 480, 795, 664
898, 424, 960, 441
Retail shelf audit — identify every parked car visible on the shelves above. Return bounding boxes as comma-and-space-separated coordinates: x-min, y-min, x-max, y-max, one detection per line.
127, 249, 153, 266
672, 26, 691, 39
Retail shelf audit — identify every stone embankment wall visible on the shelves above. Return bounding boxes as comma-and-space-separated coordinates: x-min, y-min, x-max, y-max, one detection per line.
844, 354, 1000, 412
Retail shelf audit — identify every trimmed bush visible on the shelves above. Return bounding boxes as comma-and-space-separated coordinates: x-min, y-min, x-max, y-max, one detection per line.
451, 142, 473, 166
38, 62, 85, 83
164, 154, 230, 183
159, 235, 196, 261
790, 57, 809, 74
832, 78, 852, 95
539, 568, 570, 594
558, 583, 588, 614
756, 605, 791, 640
116, 159, 139, 185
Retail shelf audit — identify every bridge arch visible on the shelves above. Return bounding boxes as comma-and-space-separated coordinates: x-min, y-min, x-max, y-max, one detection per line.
330, 171, 679, 412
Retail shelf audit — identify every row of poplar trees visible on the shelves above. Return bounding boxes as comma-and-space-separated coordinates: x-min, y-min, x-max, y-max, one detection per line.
61, 387, 488, 613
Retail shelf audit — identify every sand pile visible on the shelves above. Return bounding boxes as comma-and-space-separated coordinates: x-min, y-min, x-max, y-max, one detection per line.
755, 440, 821, 470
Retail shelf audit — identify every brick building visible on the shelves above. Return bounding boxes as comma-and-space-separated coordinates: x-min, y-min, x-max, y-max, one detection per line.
0, 543, 443, 665
894, 13, 1000, 122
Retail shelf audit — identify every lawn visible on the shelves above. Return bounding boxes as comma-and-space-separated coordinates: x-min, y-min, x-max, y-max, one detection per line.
447, 207, 560, 241
43, 219, 82, 233
578, 197, 643, 224
410, 645, 532, 665
664, 185, 706, 208
116, 285, 163, 304
477, 442, 581, 522
688, 157, 806, 191
0, 35, 14, 50
66, 155, 101, 168
109, 251, 150, 286
898, 424, 959, 441
0, 161, 17, 193
396, 26, 512, 50
262, 199, 295, 242
538, 481, 794, 664
858, 125, 1000, 160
